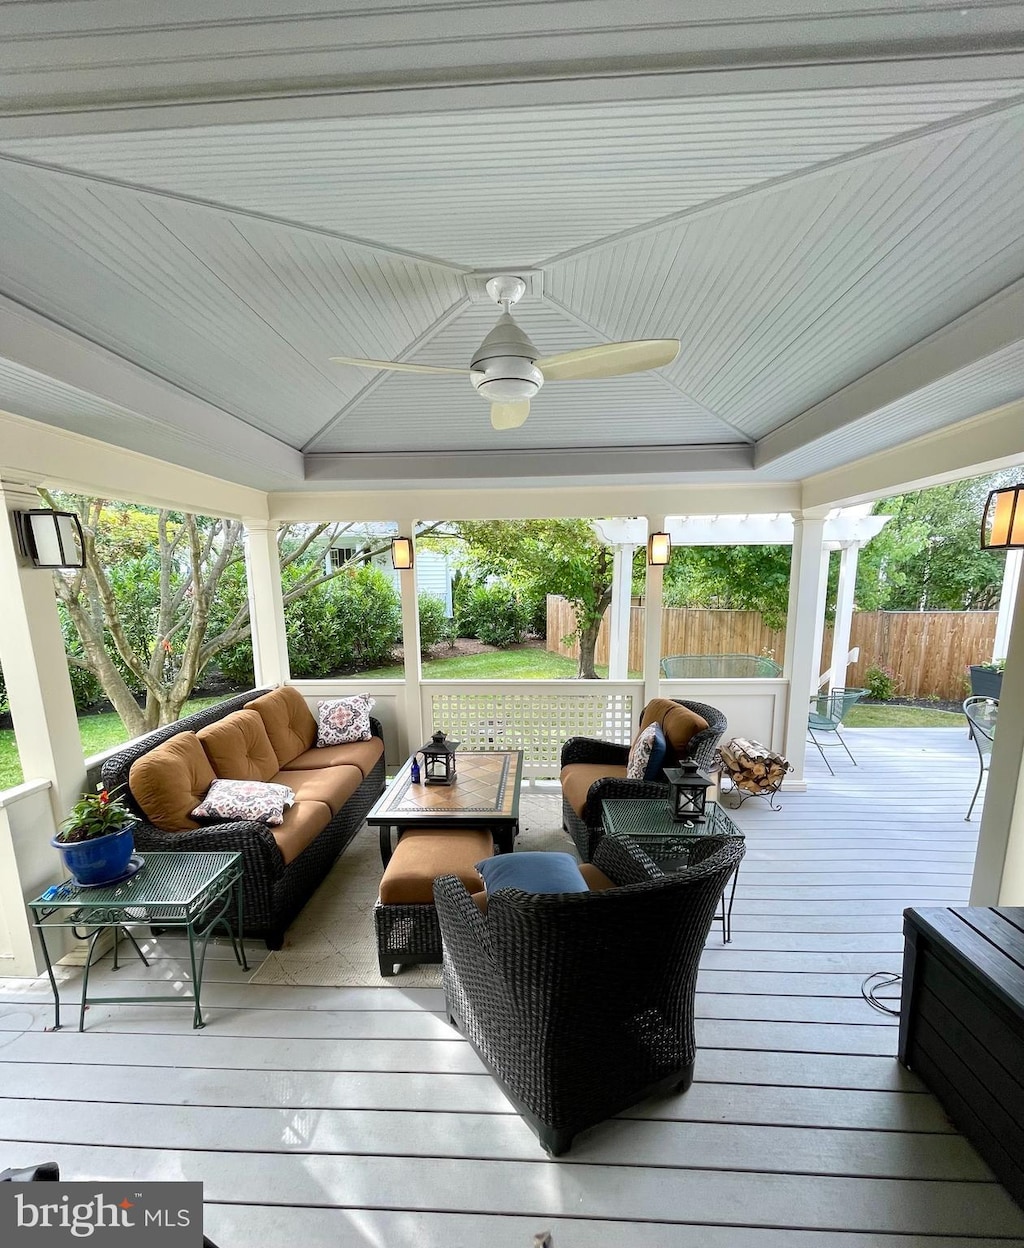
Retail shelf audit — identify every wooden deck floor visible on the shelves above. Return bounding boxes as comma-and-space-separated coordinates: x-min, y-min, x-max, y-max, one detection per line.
3, 726, 1023, 1246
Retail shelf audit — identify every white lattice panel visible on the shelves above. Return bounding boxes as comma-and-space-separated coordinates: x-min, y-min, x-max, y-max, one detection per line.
427, 686, 636, 777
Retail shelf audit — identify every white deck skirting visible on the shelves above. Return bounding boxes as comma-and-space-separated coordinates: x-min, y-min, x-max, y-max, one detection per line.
1, 726, 1022, 1245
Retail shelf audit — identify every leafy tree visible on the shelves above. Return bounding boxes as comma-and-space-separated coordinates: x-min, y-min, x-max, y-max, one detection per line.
663, 545, 793, 630
43, 495, 404, 734
444, 520, 614, 678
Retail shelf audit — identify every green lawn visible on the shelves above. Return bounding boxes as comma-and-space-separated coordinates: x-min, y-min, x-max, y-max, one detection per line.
360, 648, 642, 681
0, 695, 226, 792
843, 704, 961, 728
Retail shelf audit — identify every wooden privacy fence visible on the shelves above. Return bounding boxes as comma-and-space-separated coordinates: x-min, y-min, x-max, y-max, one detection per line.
546, 597, 997, 701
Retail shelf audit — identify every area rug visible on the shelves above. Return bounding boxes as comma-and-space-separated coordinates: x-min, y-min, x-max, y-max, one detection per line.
249, 789, 570, 988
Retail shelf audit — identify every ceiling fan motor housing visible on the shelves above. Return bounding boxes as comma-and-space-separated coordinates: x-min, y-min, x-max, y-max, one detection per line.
470, 312, 544, 403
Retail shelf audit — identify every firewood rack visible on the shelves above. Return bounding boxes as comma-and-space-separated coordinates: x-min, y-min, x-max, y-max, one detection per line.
717, 737, 793, 812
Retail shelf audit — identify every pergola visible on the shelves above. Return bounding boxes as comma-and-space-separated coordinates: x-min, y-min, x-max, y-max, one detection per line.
0, 5, 1023, 985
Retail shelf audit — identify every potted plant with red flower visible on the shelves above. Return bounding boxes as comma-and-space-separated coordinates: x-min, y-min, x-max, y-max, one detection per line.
51, 785, 138, 886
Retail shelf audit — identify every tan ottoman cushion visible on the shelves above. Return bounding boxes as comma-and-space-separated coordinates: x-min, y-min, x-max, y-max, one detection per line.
379, 828, 493, 905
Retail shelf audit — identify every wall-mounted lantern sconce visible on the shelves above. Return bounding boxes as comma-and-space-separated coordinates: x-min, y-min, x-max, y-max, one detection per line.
981, 485, 1024, 550
390, 536, 415, 570
647, 532, 671, 566
15, 509, 86, 569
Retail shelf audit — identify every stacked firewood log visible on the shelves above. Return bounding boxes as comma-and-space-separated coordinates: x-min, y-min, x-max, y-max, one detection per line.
717, 737, 792, 794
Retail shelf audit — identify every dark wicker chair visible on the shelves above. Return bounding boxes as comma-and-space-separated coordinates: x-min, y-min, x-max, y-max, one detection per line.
434, 833, 745, 1156
561, 697, 727, 860
101, 689, 386, 949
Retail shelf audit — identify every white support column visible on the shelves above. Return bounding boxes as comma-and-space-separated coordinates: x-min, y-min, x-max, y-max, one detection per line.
829, 542, 861, 692
243, 520, 290, 688
608, 542, 638, 681
0, 480, 84, 818
783, 513, 829, 786
810, 546, 831, 691
643, 516, 666, 712
398, 524, 423, 756
994, 548, 1022, 662
970, 567, 1024, 904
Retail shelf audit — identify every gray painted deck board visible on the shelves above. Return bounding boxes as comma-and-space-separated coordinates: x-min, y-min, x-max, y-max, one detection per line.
1, 726, 1021, 1243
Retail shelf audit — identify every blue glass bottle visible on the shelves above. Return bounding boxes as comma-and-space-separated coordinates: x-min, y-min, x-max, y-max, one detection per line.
410, 755, 421, 784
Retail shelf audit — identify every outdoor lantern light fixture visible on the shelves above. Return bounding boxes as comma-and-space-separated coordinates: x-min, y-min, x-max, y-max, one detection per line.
420, 729, 460, 785
647, 532, 671, 566
981, 485, 1024, 550
664, 763, 712, 824
15, 509, 86, 569
390, 536, 415, 570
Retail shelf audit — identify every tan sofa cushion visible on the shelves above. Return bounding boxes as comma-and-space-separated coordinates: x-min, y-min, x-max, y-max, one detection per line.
559, 762, 628, 818
639, 698, 709, 765
246, 686, 318, 766
198, 709, 279, 783
271, 800, 333, 865
282, 736, 384, 777
273, 764, 363, 816
129, 732, 216, 833
379, 828, 493, 905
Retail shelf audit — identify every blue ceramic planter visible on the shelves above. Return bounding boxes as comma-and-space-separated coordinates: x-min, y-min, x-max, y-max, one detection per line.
51, 823, 136, 886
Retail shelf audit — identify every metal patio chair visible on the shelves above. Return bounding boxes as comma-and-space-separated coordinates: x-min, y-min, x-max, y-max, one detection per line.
963, 696, 998, 821
807, 687, 867, 776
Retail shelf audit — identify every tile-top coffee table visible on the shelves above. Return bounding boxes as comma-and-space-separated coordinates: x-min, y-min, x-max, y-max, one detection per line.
368, 750, 524, 866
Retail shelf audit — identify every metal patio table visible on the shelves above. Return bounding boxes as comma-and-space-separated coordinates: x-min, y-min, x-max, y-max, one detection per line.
600, 799, 745, 942
28, 850, 248, 1031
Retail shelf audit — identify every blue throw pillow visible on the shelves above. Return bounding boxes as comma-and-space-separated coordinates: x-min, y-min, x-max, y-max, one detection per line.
626, 722, 667, 781
476, 851, 588, 895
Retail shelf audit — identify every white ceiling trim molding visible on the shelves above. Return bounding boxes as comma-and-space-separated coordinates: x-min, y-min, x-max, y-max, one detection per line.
801, 399, 1024, 511
539, 92, 1024, 268
0, 409, 267, 519
756, 278, 1024, 469
303, 443, 753, 486
269, 480, 799, 524
0, 294, 305, 483
3, 38, 1024, 139
541, 293, 753, 443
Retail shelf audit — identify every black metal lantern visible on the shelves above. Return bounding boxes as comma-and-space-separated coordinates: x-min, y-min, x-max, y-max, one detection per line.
421, 730, 460, 786
664, 764, 712, 823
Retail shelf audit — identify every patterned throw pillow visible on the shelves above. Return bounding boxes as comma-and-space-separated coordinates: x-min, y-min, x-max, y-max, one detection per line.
191, 779, 295, 826
626, 722, 667, 780
316, 694, 375, 746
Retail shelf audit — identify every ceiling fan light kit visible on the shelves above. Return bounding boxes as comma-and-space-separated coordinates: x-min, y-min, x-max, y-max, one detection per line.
331, 274, 680, 432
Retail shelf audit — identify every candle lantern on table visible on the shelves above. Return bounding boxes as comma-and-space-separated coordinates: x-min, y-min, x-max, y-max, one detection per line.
421, 730, 461, 786
664, 764, 712, 823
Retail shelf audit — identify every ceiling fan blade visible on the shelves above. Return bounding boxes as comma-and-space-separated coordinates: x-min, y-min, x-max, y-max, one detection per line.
490, 400, 531, 430
330, 356, 470, 376
536, 339, 679, 381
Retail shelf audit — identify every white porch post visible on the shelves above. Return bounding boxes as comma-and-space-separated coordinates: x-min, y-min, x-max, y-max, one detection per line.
994, 549, 1022, 662
243, 520, 290, 687
970, 566, 1024, 904
829, 541, 861, 692
608, 542, 638, 681
643, 516, 666, 711
783, 512, 829, 786
398, 524, 423, 756
0, 480, 85, 817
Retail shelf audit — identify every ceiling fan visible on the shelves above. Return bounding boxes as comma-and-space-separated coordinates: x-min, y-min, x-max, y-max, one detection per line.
331, 275, 680, 430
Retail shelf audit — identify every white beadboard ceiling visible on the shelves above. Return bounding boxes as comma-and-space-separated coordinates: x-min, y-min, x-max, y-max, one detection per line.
0, 24, 1023, 495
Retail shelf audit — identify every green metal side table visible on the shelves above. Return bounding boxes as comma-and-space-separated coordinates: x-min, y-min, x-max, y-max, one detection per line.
28, 851, 248, 1031
601, 799, 745, 942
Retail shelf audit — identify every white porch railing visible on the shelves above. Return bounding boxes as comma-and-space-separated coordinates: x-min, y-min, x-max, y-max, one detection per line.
422, 680, 643, 779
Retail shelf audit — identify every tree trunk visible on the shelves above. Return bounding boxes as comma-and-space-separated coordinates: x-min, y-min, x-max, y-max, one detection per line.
577, 619, 602, 679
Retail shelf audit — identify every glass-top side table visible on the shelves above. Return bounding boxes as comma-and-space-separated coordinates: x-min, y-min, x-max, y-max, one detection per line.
28, 851, 248, 1031
601, 799, 745, 942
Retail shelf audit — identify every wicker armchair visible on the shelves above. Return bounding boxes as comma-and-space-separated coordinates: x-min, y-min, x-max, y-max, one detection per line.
561, 697, 727, 860
101, 690, 386, 949
435, 833, 745, 1156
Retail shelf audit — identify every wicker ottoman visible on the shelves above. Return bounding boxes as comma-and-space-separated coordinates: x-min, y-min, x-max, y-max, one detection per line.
374, 827, 494, 976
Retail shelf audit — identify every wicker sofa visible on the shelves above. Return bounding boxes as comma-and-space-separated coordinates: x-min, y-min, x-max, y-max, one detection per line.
560, 696, 727, 861
101, 686, 385, 948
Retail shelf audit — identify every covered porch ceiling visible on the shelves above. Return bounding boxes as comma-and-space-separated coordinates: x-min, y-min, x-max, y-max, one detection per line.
0, 3, 1023, 499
